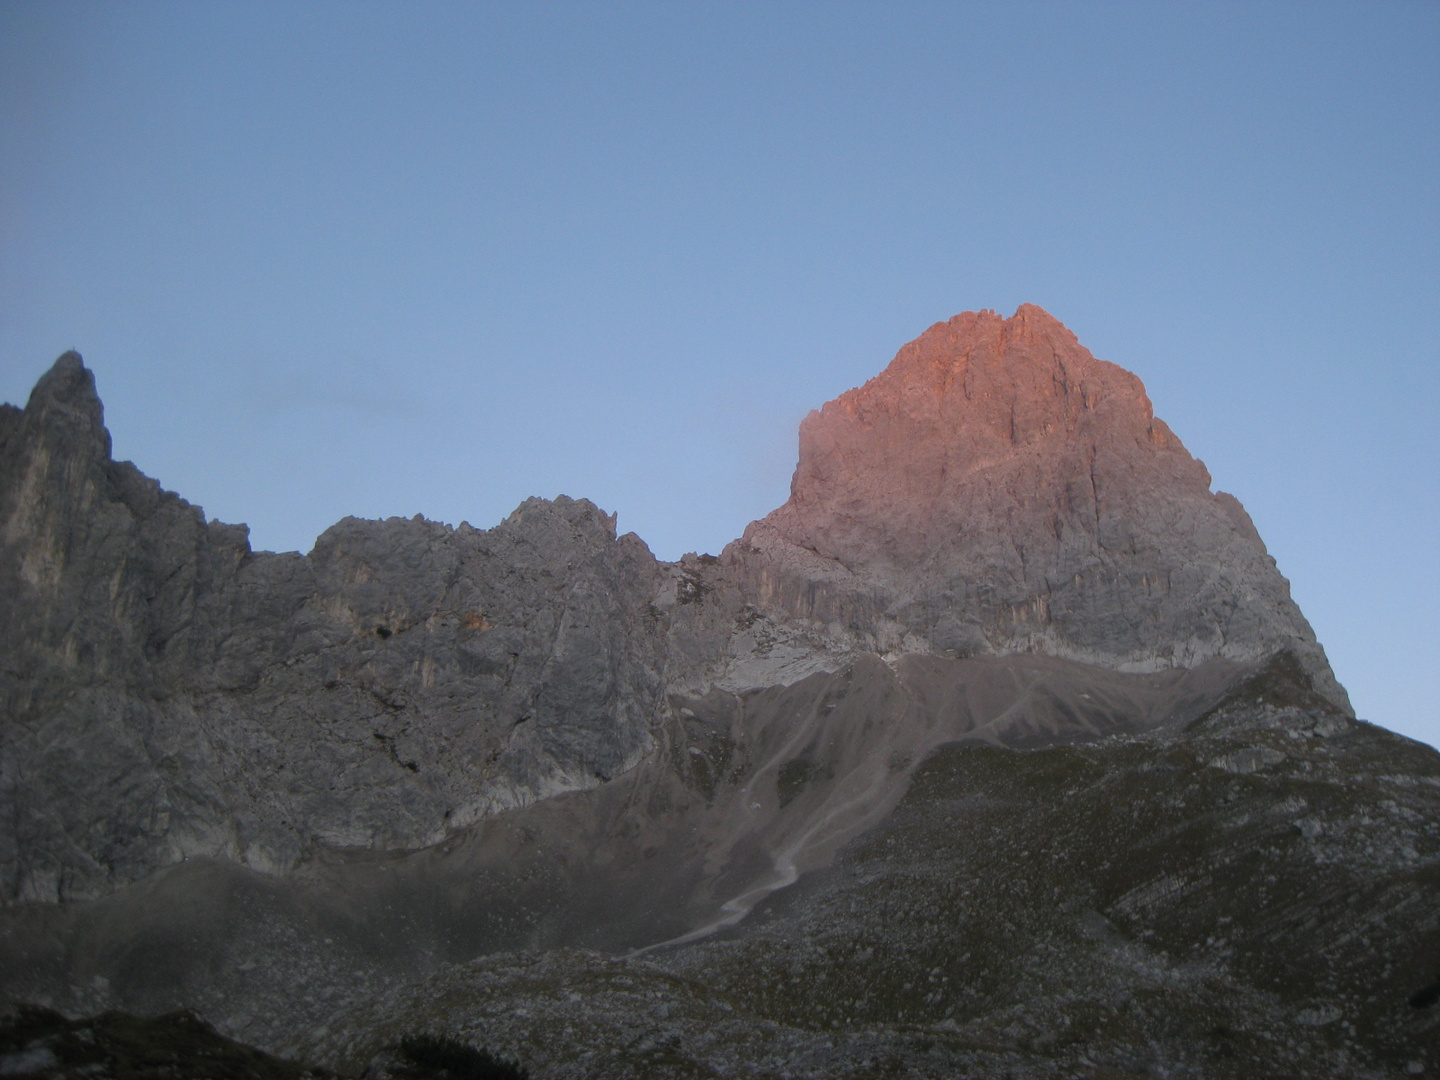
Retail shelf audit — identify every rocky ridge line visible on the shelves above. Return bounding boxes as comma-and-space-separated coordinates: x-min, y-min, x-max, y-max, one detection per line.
0, 308, 1349, 905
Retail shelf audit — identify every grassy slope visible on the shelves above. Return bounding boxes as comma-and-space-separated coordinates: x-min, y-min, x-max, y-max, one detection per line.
305, 660, 1440, 1078
19, 659, 1437, 1079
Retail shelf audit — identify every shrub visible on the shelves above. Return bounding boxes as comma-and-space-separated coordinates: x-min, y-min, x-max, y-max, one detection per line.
396, 1033, 529, 1080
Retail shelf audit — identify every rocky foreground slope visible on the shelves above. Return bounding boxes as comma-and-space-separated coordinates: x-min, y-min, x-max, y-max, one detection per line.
2, 306, 1435, 1078
303, 660, 1440, 1079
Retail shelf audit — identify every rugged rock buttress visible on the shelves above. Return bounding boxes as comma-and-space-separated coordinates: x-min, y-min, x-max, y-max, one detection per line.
735, 305, 1347, 708
1, 308, 1349, 907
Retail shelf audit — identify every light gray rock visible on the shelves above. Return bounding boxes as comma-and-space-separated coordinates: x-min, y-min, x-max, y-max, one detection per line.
0, 354, 671, 901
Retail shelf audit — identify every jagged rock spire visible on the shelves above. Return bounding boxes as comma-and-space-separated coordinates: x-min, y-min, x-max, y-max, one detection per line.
21, 351, 112, 460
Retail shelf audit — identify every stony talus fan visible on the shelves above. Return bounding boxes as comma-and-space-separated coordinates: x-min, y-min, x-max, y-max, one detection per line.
1, 308, 1434, 1080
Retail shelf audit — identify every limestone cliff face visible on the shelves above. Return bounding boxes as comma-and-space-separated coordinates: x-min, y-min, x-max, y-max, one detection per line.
0, 355, 669, 902
0, 309, 1351, 906
736, 305, 1347, 708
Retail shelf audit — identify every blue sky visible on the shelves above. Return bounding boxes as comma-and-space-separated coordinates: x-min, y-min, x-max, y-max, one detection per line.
2, 2, 1436, 747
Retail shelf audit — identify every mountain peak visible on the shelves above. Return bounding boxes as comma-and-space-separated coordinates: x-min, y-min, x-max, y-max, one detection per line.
888, 303, 1084, 377
30, 350, 96, 405
743, 308, 1348, 711
23, 351, 111, 460
779, 306, 1168, 540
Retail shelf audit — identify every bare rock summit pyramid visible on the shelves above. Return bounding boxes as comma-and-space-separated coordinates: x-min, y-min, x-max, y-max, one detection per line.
739, 304, 1347, 709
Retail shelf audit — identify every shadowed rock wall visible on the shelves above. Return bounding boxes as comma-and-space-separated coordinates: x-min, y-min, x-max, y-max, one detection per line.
0, 355, 670, 902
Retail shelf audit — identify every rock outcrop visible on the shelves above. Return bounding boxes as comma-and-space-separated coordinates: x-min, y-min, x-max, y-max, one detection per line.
736, 305, 1346, 706
0, 355, 669, 901
0, 308, 1349, 910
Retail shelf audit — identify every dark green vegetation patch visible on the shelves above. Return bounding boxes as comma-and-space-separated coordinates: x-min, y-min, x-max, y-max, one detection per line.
395, 1033, 528, 1080
776, 759, 824, 808
0, 1004, 330, 1080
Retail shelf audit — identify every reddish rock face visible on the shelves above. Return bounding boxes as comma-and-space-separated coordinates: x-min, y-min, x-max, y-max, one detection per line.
740, 305, 1348, 710
770, 304, 1196, 567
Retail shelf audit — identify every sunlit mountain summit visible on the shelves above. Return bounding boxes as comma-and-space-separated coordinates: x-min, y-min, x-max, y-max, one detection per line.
1, 309, 1434, 1079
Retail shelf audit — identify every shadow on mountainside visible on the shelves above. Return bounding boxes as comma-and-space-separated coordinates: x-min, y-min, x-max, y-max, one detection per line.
0, 1003, 334, 1080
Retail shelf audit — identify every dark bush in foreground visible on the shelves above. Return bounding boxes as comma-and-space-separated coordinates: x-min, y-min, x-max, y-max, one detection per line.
0, 1003, 327, 1079
396, 1033, 528, 1080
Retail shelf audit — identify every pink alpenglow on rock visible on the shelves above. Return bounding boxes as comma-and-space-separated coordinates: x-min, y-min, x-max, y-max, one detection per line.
736, 305, 1349, 711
